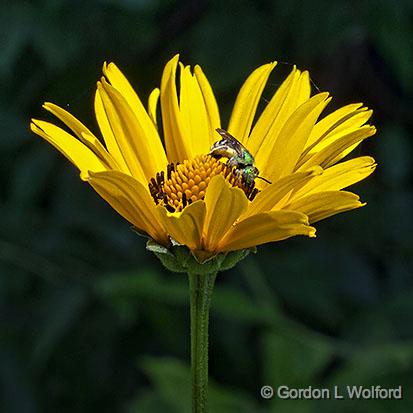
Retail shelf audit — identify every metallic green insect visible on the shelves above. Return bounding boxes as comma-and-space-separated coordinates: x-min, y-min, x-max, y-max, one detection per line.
209, 128, 271, 191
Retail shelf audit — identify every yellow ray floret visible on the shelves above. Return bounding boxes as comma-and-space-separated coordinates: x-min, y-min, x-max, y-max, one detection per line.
202, 176, 249, 252
218, 210, 316, 252
228, 62, 276, 143
249, 67, 311, 157
30, 120, 109, 179
286, 191, 365, 223
157, 201, 206, 251
88, 170, 169, 244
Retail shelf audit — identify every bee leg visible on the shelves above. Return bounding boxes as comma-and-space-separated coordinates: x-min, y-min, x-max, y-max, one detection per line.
227, 157, 238, 169
249, 188, 259, 201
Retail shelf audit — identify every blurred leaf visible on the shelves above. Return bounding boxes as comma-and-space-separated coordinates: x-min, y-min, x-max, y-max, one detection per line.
139, 357, 191, 413
32, 9, 82, 70
9, 146, 54, 209
362, 0, 413, 93
377, 124, 412, 187
0, 106, 28, 151
95, 270, 187, 304
100, 0, 162, 12
33, 283, 88, 368
0, 3, 33, 81
129, 357, 260, 413
96, 270, 269, 324
330, 343, 413, 384
261, 331, 334, 389
190, 0, 273, 90
0, 349, 37, 413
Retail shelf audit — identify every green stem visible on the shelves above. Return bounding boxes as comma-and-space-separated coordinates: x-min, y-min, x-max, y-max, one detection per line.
188, 271, 217, 413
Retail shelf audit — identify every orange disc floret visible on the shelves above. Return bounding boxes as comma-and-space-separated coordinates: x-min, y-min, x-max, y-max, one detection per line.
148, 155, 257, 212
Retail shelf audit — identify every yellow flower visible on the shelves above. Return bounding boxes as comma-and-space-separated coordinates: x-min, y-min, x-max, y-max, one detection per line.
30, 55, 376, 260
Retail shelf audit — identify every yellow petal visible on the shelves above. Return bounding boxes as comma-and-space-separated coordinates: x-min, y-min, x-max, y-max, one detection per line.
42, 102, 116, 168
179, 64, 210, 156
160, 55, 190, 162
218, 210, 316, 251
148, 87, 160, 127
97, 81, 146, 182
251, 68, 311, 161
102, 63, 167, 172
203, 176, 248, 252
102, 62, 144, 117
297, 125, 376, 171
30, 120, 107, 180
243, 167, 323, 219
228, 62, 276, 144
157, 200, 206, 251
297, 71, 312, 104
42, 102, 92, 139
88, 170, 168, 245
293, 156, 376, 198
285, 190, 365, 223
260, 93, 330, 182
194, 64, 221, 143
94, 88, 131, 173
103, 62, 166, 159
299, 106, 373, 167
99, 79, 169, 183
305, 103, 364, 148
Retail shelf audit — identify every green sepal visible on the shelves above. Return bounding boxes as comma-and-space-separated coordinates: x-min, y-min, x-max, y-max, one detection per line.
219, 247, 256, 271
146, 238, 253, 274
146, 239, 189, 273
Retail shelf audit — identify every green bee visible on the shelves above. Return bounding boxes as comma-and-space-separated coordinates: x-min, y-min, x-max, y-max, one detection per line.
209, 128, 271, 195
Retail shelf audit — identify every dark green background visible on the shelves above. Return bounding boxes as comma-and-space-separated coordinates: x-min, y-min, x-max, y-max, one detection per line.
1, 1, 412, 412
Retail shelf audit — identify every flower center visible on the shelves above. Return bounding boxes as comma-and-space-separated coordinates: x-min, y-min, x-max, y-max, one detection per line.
149, 155, 258, 212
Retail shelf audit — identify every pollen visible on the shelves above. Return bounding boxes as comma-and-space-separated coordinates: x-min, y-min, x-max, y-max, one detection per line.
148, 155, 258, 212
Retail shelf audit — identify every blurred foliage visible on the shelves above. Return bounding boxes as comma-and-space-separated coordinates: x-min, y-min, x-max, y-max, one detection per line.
1, 0, 412, 412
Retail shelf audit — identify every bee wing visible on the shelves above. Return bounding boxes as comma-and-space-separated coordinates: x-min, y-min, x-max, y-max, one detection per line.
215, 128, 245, 158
